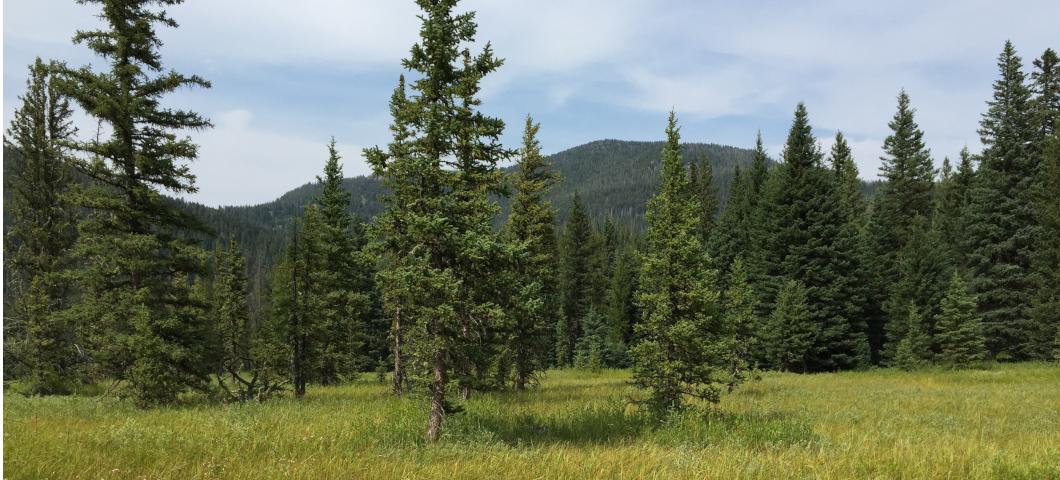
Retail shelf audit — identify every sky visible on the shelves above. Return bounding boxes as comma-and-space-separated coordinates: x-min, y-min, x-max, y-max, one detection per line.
4, 0, 1059, 207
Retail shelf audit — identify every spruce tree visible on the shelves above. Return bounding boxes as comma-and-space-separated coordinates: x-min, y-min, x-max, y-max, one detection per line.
894, 303, 932, 371
313, 139, 373, 382
830, 131, 866, 225
556, 193, 601, 365
865, 90, 935, 362
1031, 128, 1060, 359
631, 112, 735, 413
364, 0, 511, 441
1030, 48, 1060, 143
505, 116, 560, 389
709, 133, 770, 291
764, 103, 868, 371
762, 280, 817, 372
882, 216, 949, 363
606, 247, 639, 348
935, 273, 987, 368
56, 0, 214, 405
4, 58, 81, 393
689, 154, 719, 241
936, 148, 977, 268
965, 41, 1040, 359
723, 257, 757, 377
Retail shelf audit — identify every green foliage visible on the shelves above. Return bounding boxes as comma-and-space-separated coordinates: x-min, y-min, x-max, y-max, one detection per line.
935, 273, 987, 368
505, 116, 561, 388
689, 154, 719, 241
55, 0, 215, 406
574, 307, 627, 371
364, 0, 513, 441
964, 41, 1040, 360
935, 148, 977, 269
722, 258, 757, 378
3, 58, 81, 393
882, 216, 949, 364
894, 303, 932, 371
556, 194, 605, 366
764, 103, 868, 371
632, 112, 736, 414
762, 280, 817, 372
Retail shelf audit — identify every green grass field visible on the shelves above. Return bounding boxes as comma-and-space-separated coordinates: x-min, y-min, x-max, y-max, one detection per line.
4, 364, 1059, 479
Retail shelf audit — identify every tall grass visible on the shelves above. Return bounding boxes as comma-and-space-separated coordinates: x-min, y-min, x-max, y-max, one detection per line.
5, 364, 1059, 479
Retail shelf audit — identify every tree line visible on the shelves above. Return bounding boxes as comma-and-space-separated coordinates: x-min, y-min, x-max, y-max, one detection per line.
3, 0, 1058, 441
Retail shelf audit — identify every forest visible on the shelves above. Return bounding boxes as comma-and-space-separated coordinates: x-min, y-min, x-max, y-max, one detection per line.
3, 0, 1059, 478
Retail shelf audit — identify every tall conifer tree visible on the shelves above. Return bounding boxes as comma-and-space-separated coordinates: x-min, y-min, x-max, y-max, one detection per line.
632, 112, 735, 413
4, 58, 81, 393
365, 0, 511, 441
965, 41, 1039, 359
56, 0, 214, 405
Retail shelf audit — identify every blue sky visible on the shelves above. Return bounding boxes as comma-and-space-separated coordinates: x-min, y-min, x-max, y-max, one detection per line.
4, 0, 1059, 207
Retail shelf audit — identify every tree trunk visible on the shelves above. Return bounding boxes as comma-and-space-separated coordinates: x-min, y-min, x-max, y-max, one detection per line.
392, 307, 404, 397
426, 352, 447, 442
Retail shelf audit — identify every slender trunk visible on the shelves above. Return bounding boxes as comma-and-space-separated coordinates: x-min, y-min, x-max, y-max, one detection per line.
426, 352, 447, 442
392, 306, 404, 397
460, 383, 470, 401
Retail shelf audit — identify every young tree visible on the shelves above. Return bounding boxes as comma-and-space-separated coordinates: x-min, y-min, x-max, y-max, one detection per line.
505, 116, 561, 389
935, 273, 987, 368
882, 216, 949, 363
764, 103, 869, 371
56, 0, 215, 406
965, 41, 1040, 360
606, 246, 639, 348
364, 0, 512, 442
935, 148, 977, 268
830, 132, 866, 225
762, 280, 817, 372
4, 59, 81, 393
894, 303, 932, 371
723, 257, 757, 377
632, 112, 735, 414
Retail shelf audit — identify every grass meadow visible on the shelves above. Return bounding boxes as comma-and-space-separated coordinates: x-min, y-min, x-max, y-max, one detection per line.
4, 364, 1059, 479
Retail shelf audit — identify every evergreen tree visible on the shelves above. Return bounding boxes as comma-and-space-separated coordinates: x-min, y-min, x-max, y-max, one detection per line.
723, 257, 757, 377
965, 41, 1039, 359
364, 0, 512, 441
3, 58, 81, 393
56, 0, 215, 406
573, 307, 625, 370
764, 103, 869, 371
1031, 128, 1060, 359
213, 237, 283, 401
689, 154, 719, 241
882, 216, 949, 363
631, 112, 736, 413
556, 193, 601, 365
830, 131, 866, 225
606, 247, 639, 347
1030, 48, 1060, 143
505, 116, 560, 389
935, 273, 987, 368
865, 90, 935, 362
762, 280, 817, 372
709, 132, 770, 291
894, 303, 932, 371
936, 148, 977, 268
313, 139, 374, 382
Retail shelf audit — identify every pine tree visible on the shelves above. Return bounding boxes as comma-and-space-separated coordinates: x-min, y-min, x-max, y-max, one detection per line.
689, 154, 719, 241
965, 41, 1040, 360
894, 303, 932, 371
574, 306, 625, 371
506, 116, 561, 389
709, 132, 770, 291
313, 139, 373, 382
882, 216, 949, 363
631, 112, 735, 413
1030, 48, 1060, 143
935, 273, 987, 368
606, 247, 639, 348
556, 193, 601, 365
936, 148, 977, 268
1031, 128, 1060, 359
3, 58, 81, 393
865, 90, 935, 362
762, 280, 817, 372
723, 257, 757, 377
364, 0, 512, 441
830, 131, 866, 225
764, 103, 868, 371
56, 0, 214, 406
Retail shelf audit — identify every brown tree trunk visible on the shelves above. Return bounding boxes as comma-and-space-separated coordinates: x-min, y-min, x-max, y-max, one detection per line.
426, 352, 447, 442
392, 307, 404, 397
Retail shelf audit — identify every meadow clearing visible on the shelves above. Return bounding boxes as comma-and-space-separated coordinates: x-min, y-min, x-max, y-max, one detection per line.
4, 364, 1059, 479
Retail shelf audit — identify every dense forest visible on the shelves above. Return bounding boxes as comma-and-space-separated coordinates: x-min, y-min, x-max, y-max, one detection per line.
3, 0, 1058, 444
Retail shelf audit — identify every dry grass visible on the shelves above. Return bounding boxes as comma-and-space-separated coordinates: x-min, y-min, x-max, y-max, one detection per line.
4, 364, 1059, 479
